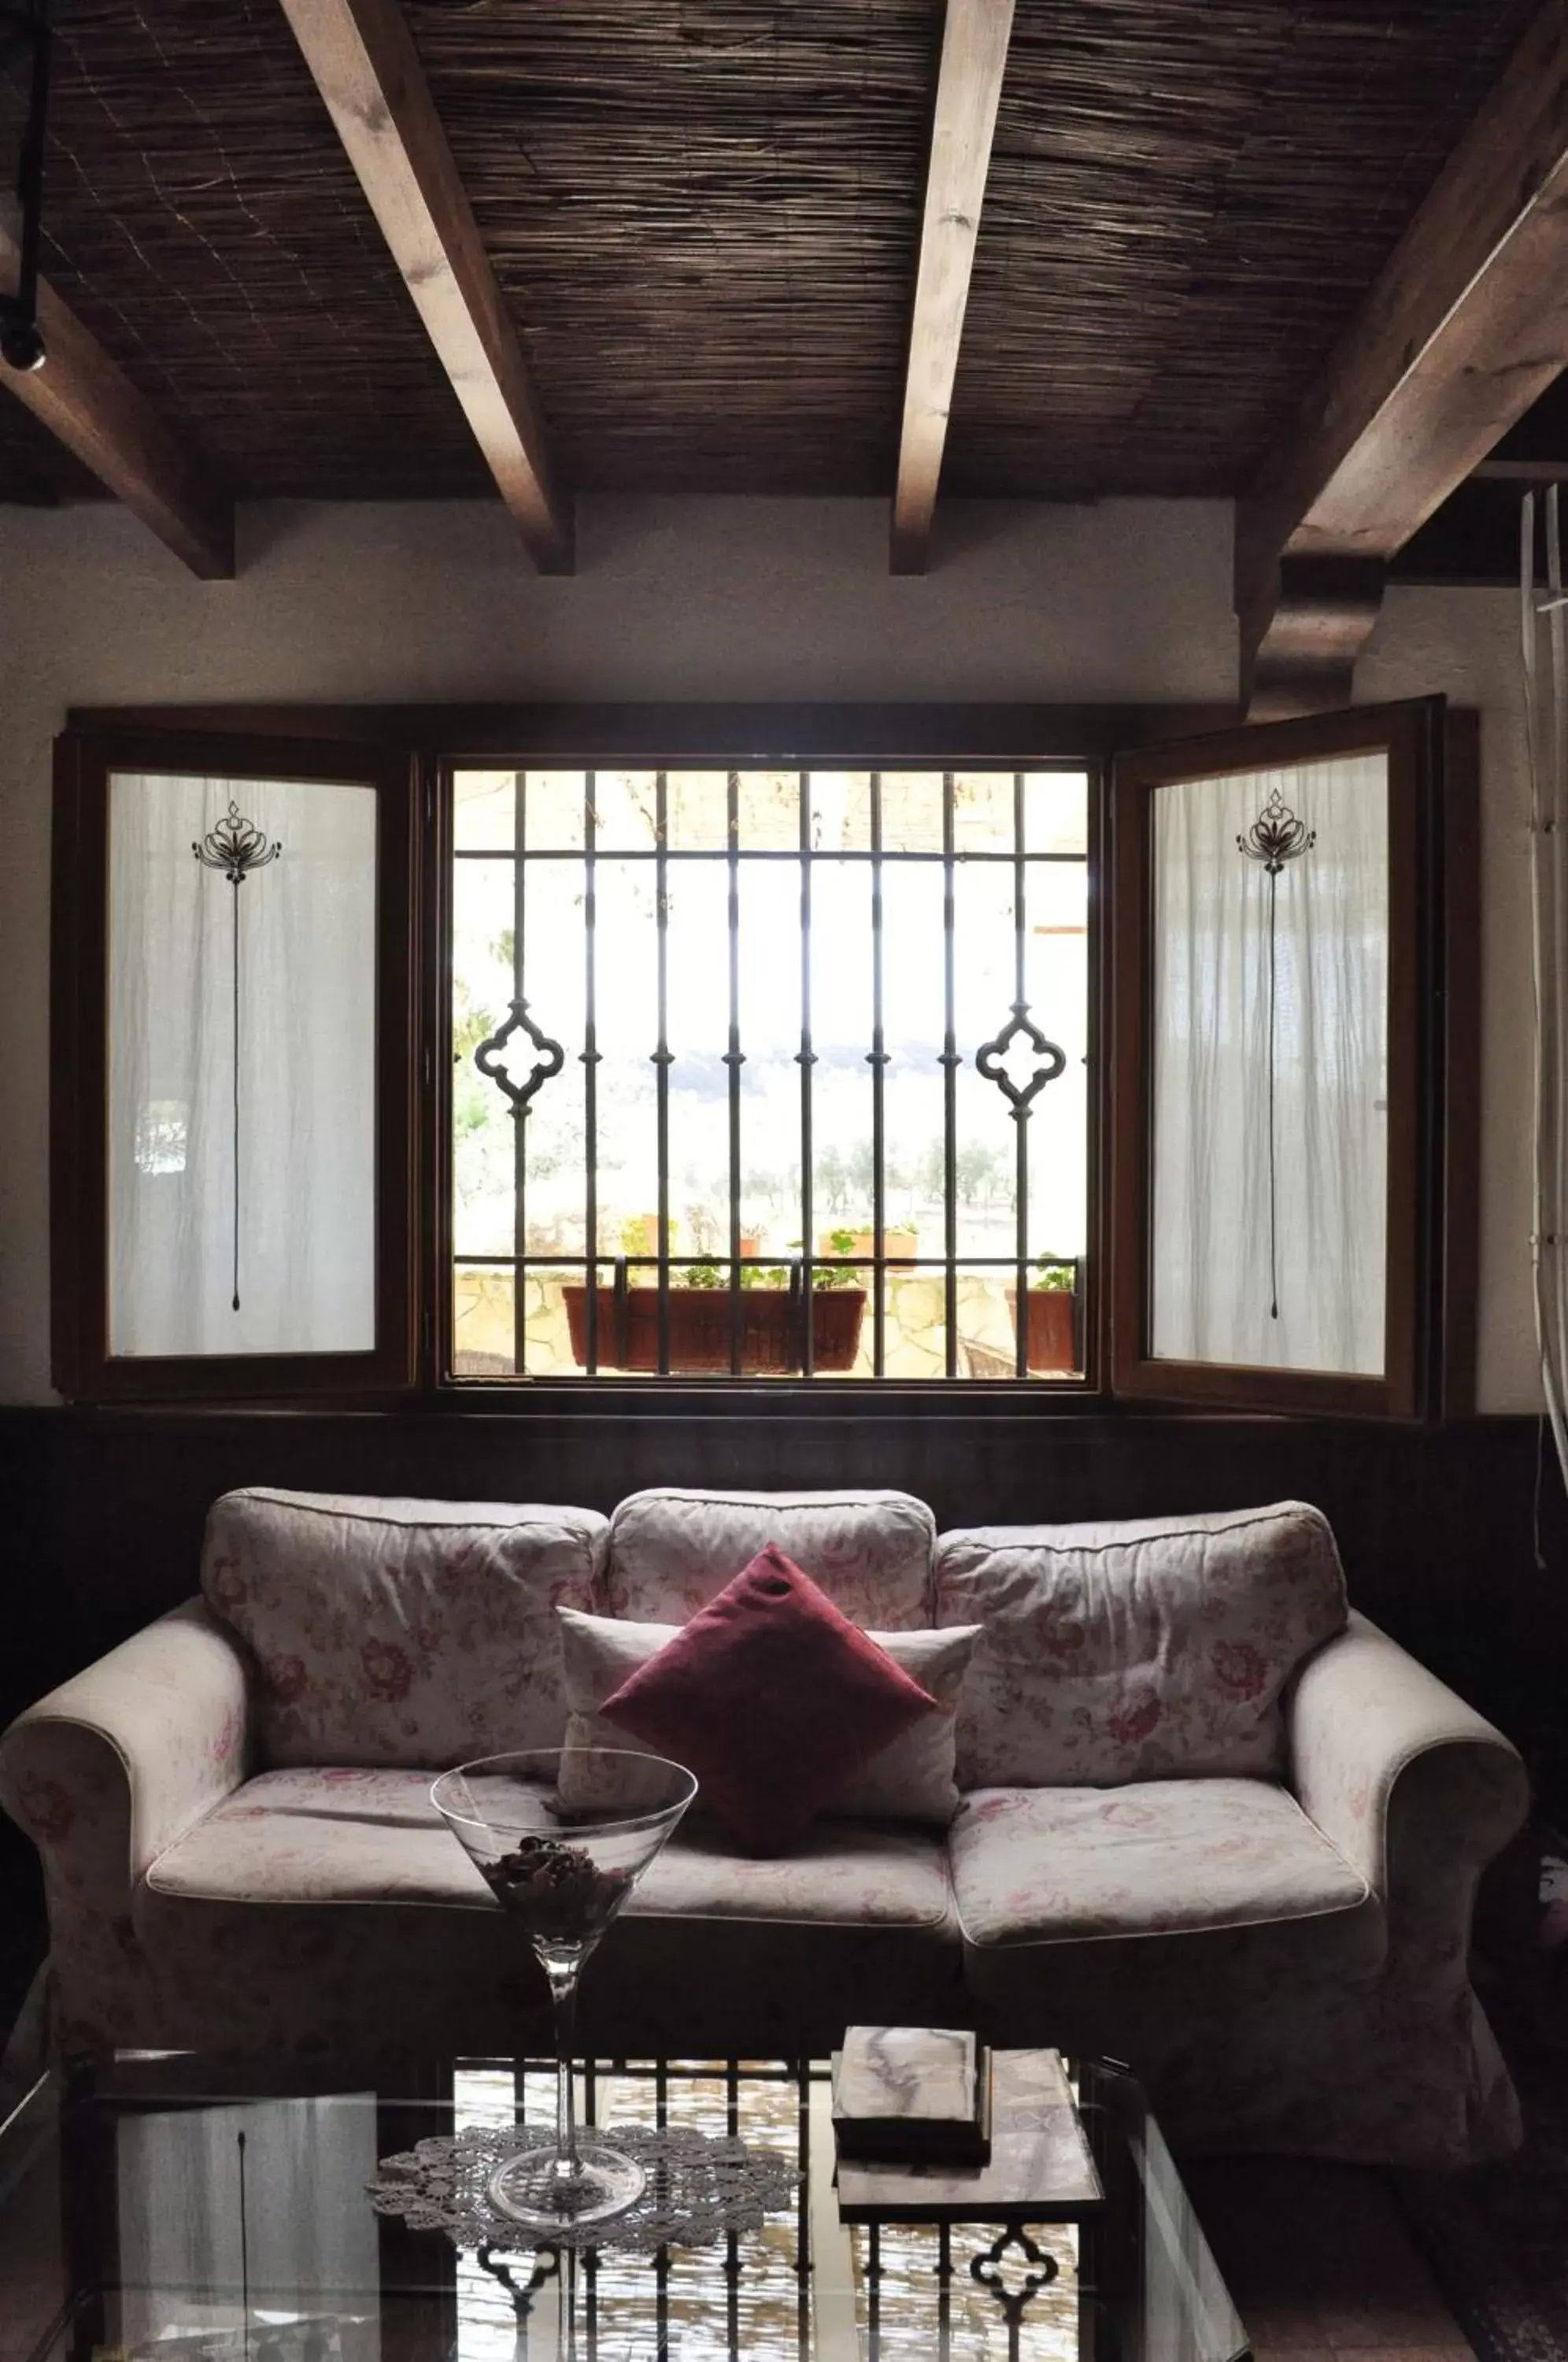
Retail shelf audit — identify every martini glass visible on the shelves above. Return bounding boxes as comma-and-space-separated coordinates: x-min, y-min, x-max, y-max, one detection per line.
432, 1747, 696, 2232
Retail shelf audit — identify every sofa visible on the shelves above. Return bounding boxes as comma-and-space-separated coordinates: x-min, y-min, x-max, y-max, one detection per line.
0, 1483, 1529, 2167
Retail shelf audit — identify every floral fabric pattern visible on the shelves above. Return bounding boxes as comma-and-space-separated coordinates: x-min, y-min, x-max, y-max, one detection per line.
949, 1777, 1372, 1948
0, 1498, 1531, 2168
604, 1489, 936, 1627
200, 1490, 608, 1768
934, 1501, 1348, 1787
142, 1766, 954, 1930
557, 1608, 980, 1825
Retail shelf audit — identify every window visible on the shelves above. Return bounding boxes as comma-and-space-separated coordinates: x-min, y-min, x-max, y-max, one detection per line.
51, 729, 416, 1401
1110, 700, 1475, 1420
447, 766, 1090, 1380
50, 700, 1474, 1416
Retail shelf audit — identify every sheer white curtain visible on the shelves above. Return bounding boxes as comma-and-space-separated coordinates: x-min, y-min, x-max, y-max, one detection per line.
108, 772, 378, 1357
1150, 753, 1389, 1375
114, 2097, 381, 2353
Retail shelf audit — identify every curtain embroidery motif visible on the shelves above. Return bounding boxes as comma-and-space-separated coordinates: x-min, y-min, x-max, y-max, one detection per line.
1237, 785, 1315, 1320
193, 799, 282, 1311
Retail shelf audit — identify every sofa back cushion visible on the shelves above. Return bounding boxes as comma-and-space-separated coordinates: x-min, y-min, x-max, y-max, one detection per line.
934, 1501, 1347, 1786
604, 1487, 935, 1627
201, 1489, 607, 1768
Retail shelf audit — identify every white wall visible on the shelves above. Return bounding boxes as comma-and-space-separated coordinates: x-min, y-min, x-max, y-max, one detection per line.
0, 492, 1540, 1409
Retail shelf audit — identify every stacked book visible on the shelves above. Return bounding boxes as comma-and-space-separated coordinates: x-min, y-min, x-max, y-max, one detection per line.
830, 2027, 1103, 2221
830, 2026, 993, 2164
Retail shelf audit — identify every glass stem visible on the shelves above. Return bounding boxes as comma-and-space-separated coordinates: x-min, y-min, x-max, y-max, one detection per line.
544, 1951, 581, 2182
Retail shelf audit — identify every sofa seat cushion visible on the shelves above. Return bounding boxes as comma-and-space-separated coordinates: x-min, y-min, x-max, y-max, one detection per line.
135, 1767, 960, 2059
634, 1814, 952, 1928
950, 1778, 1370, 1949
143, 1767, 487, 1906
142, 1764, 953, 1929
605, 1487, 936, 1626
201, 1490, 607, 1768
935, 1503, 1347, 1786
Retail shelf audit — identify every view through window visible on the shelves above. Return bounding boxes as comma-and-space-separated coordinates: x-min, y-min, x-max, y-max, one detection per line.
450, 767, 1089, 1379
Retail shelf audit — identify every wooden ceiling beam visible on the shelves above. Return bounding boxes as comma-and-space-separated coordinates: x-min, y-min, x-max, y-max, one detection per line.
278, 0, 572, 574
0, 228, 233, 577
1237, 0, 1568, 716
890, 0, 1015, 575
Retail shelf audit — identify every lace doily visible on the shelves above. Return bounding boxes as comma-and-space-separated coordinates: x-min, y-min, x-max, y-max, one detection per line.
368, 2123, 801, 2254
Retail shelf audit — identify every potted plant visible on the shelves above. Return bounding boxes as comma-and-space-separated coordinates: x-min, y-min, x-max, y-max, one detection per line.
564, 1255, 867, 1375
820, 1224, 918, 1264
1006, 1254, 1079, 1373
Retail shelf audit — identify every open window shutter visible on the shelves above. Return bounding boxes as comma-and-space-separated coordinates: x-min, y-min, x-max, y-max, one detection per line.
52, 727, 418, 1401
1108, 696, 1474, 1421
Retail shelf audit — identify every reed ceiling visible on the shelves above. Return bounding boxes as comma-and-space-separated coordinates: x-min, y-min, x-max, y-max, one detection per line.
0, 0, 1548, 509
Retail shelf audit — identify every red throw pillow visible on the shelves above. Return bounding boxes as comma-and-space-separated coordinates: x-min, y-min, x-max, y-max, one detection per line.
597, 1542, 939, 1853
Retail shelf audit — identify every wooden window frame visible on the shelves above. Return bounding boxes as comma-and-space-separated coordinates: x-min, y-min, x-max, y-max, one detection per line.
1108, 695, 1477, 1423
48, 699, 1474, 1420
50, 727, 419, 1402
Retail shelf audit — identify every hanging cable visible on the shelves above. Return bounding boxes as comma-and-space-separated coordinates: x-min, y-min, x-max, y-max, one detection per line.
1521, 489, 1568, 1513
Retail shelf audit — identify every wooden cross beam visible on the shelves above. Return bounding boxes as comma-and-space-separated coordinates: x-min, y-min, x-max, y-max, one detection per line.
890, 0, 1015, 575
1237, 0, 1568, 716
0, 226, 233, 578
278, 0, 573, 574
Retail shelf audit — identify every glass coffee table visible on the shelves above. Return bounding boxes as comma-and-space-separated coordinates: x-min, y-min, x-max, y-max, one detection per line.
0, 2053, 1248, 2362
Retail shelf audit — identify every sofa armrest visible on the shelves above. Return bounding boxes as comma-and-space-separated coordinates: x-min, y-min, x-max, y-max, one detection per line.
1288, 1609, 1528, 1945
0, 1600, 252, 1920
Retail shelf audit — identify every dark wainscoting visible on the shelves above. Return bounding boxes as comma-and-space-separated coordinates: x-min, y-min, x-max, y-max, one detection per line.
2, 1402, 1566, 1814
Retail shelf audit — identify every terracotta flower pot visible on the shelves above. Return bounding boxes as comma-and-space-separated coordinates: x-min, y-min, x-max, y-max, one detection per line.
1005, 1287, 1078, 1374
565, 1285, 866, 1374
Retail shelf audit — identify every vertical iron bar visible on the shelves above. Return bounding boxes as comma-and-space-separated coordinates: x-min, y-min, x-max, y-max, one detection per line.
870, 772, 887, 1377
583, 773, 600, 1374
230, 879, 241, 1311
942, 772, 959, 1376
512, 770, 528, 1373
654, 771, 671, 1375
799, 772, 816, 1375
727, 770, 743, 1376
1014, 772, 1030, 1378
655, 2060, 670, 2360
796, 2060, 812, 2349
725, 2060, 741, 2357
937, 2222, 952, 2362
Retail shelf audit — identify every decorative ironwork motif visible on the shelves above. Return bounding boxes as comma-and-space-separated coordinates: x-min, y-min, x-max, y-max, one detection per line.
368, 2120, 800, 2254
969, 2223, 1060, 2335
193, 799, 283, 887
192, 799, 283, 1312
1237, 784, 1315, 876
976, 1003, 1068, 1116
1236, 781, 1315, 1320
475, 997, 566, 1116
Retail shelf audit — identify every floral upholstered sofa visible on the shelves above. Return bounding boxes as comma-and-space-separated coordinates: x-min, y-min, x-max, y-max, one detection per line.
0, 1484, 1528, 2168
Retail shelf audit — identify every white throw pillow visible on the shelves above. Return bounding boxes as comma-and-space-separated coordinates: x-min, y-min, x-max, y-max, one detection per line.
557, 1605, 981, 1827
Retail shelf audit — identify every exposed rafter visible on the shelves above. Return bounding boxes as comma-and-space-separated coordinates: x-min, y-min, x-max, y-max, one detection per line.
0, 228, 233, 578
277, 0, 573, 574
1237, 0, 1568, 717
890, 0, 1015, 575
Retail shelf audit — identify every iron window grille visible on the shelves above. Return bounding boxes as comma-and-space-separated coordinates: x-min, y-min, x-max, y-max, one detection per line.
449, 766, 1091, 1382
